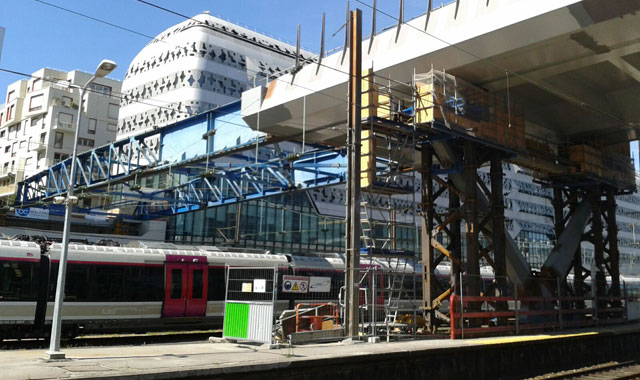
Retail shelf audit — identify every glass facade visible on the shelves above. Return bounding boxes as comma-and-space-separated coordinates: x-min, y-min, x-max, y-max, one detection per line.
167, 192, 348, 253
166, 191, 422, 254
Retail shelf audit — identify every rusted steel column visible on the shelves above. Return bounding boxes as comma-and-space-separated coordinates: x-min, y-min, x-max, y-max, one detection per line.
589, 187, 606, 305
490, 152, 506, 294
568, 190, 585, 308
605, 189, 621, 300
344, 8, 363, 339
421, 144, 435, 329
464, 141, 480, 298
449, 181, 462, 295
552, 188, 564, 241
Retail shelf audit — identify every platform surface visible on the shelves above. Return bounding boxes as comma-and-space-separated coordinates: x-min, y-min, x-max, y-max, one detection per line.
3, 323, 639, 380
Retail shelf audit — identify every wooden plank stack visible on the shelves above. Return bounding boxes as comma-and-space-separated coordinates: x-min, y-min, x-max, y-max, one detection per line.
415, 71, 526, 152
568, 144, 635, 187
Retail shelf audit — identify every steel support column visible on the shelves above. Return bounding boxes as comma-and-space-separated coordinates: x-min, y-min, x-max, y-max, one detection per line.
589, 187, 607, 305
421, 144, 435, 329
464, 141, 481, 298
568, 190, 586, 302
344, 8, 362, 338
449, 181, 462, 295
605, 189, 621, 300
490, 153, 506, 293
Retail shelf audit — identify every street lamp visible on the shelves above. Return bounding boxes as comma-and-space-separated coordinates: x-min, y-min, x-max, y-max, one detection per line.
45, 59, 117, 361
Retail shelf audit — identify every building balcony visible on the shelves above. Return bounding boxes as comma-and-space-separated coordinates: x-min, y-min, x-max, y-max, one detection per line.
29, 142, 47, 151
0, 184, 16, 198
0, 167, 15, 181
53, 119, 75, 132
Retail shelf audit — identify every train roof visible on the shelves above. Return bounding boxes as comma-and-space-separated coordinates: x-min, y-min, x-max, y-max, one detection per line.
0, 240, 290, 267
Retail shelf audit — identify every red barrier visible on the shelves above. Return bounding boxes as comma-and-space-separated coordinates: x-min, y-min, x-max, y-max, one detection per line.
449, 293, 631, 339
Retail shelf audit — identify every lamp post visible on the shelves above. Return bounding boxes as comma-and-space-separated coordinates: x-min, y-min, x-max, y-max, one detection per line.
45, 59, 117, 360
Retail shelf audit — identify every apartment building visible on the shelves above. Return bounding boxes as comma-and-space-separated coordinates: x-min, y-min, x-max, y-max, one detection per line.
0, 68, 121, 204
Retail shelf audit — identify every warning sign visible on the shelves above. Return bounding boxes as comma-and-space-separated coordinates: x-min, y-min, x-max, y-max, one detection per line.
282, 275, 309, 293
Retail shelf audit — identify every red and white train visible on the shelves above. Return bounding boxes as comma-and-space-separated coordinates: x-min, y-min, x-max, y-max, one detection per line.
1, 239, 638, 340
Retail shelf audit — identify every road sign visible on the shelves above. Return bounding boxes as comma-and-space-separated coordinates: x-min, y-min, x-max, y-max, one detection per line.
282, 275, 309, 293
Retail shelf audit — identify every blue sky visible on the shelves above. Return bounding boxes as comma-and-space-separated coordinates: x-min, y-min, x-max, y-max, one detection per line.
0, 0, 637, 167
0, 0, 444, 91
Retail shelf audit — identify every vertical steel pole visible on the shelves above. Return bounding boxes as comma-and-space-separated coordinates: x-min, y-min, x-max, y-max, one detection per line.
345, 8, 363, 339
459, 272, 464, 339
590, 187, 606, 310
557, 277, 563, 329
449, 180, 462, 295
605, 189, 621, 303
46, 79, 94, 360
463, 142, 480, 300
490, 153, 506, 296
421, 144, 434, 331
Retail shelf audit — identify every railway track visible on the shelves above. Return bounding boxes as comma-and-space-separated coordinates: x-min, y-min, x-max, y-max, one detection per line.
0, 330, 221, 350
528, 361, 640, 379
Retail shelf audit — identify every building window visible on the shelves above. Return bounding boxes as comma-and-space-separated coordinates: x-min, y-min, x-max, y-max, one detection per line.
0, 130, 5, 138
4, 146, 9, 153
27, 137, 32, 151
7, 105, 14, 121
62, 96, 73, 108
77, 137, 95, 147
37, 151, 44, 168
7, 90, 15, 103
57, 112, 73, 129
107, 103, 118, 120
107, 123, 117, 132
29, 94, 44, 112
53, 152, 69, 164
30, 117, 39, 128
54, 132, 64, 149
25, 157, 32, 169
40, 132, 46, 144
88, 83, 111, 96
19, 140, 25, 149
88, 118, 97, 134
11, 142, 16, 157
32, 78, 42, 92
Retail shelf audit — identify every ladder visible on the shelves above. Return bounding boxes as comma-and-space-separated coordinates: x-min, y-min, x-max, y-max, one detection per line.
384, 257, 410, 337
360, 201, 376, 250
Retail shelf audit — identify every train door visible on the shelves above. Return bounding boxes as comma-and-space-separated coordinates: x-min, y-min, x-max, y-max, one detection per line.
163, 256, 208, 317
185, 263, 208, 316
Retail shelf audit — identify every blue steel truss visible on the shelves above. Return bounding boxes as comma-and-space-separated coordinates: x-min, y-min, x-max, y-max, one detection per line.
13, 102, 354, 220
131, 149, 347, 219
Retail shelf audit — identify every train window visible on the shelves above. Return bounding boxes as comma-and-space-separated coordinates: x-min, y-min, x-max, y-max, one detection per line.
208, 268, 226, 301
123, 266, 164, 302
171, 269, 182, 299
65, 264, 90, 301
0, 260, 39, 301
192, 269, 203, 299
94, 265, 125, 301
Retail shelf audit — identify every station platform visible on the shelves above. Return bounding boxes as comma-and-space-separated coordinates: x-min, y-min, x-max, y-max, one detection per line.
4, 323, 640, 380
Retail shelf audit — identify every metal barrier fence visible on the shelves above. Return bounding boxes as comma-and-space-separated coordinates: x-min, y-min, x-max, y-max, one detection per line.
276, 268, 345, 341
450, 274, 631, 339
356, 266, 419, 340
223, 266, 278, 344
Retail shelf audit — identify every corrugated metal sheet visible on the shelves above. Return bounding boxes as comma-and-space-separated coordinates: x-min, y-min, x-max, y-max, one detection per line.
247, 302, 274, 343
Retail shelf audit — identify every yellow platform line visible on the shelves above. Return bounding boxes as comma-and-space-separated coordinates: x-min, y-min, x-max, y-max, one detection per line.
475, 331, 598, 345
